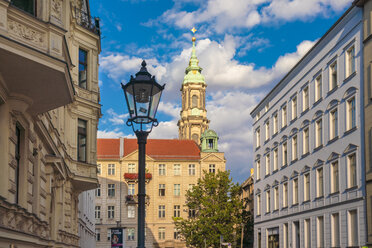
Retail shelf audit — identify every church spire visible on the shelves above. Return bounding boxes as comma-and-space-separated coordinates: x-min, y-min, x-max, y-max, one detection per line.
183, 28, 205, 84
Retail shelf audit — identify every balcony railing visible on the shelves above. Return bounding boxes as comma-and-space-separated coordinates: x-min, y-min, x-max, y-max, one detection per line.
124, 173, 152, 182
74, 7, 100, 35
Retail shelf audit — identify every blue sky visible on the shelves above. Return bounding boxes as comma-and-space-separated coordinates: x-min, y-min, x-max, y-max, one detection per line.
90, 0, 353, 183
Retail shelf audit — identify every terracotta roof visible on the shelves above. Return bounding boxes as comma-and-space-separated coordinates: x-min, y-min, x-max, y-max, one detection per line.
124, 138, 200, 160
97, 138, 120, 160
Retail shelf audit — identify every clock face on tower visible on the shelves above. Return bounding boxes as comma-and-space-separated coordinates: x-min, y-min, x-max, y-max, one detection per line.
191, 108, 200, 116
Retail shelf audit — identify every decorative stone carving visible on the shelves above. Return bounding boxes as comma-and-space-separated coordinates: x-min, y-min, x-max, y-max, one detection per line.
8, 20, 45, 48
51, 0, 62, 21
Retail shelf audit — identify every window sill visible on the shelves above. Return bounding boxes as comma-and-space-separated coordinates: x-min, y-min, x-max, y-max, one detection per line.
329, 191, 339, 196
344, 71, 356, 83
344, 126, 357, 136
313, 98, 323, 107
302, 200, 310, 204
315, 196, 324, 201
265, 212, 271, 216
272, 169, 278, 174
281, 125, 287, 131
256, 214, 261, 217
345, 185, 358, 192
264, 174, 270, 179
281, 206, 288, 210
328, 136, 339, 144
301, 152, 310, 158
255, 146, 261, 151
327, 85, 338, 96
291, 203, 299, 207
290, 117, 297, 125
314, 145, 323, 152
264, 139, 270, 145
281, 164, 288, 170
256, 179, 261, 183
291, 158, 298, 164
301, 108, 309, 116
272, 132, 278, 139
272, 209, 279, 213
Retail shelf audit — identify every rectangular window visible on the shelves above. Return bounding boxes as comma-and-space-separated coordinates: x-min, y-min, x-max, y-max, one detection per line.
257, 194, 261, 215
11, 0, 36, 15
317, 168, 323, 197
283, 183, 288, 208
128, 163, 136, 173
304, 219, 311, 248
282, 142, 288, 166
274, 187, 279, 210
303, 86, 309, 111
174, 184, 180, 196
265, 121, 270, 141
317, 216, 324, 248
282, 105, 287, 127
330, 109, 338, 139
95, 184, 101, 197
108, 206, 115, 219
108, 164, 115, 175
158, 227, 165, 240
346, 46, 355, 77
159, 184, 165, 196
273, 114, 278, 134
188, 164, 195, 175
266, 190, 270, 213
78, 119, 87, 162
348, 210, 358, 246
174, 164, 181, 175
293, 179, 298, 204
273, 148, 278, 171
159, 164, 166, 175
158, 205, 165, 218
316, 119, 322, 147
347, 97, 356, 130
79, 49, 88, 89
303, 127, 309, 154
304, 173, 310, 201
292, 97, 297, 120
256, 128, 261, 147
128, 183, 135, 195
174, 205, 180, 217
209, 164, 216, 173
265, 154, 270, 176
348, 154, 357, 188
256, 160, 261, 180
127, 228, 135, 241
107, 229, 111, 241
315, 75, 322, 102
330, 61, 337, 90
292, 135, 297, 161
331, 213, 340, 247
283, 224, 288, 248
174, 228, 180, 240
331, 161, 339, 193
188, 209, 196, 218
95, 206, 101, 219
96, 229, 101, 241
97, 164, 101, 175
128, 205, 135, 218
108, 184, 115, 197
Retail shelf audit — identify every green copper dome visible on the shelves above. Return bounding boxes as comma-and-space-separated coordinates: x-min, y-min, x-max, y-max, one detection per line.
183, 37, 206, 85
201, 129, 219, 152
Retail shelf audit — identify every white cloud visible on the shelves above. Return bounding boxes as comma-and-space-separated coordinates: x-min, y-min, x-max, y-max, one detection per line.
116, 24, 122, 32
98, 129, 124, 138
148, 120, 179, 139
106, 108, 129, 125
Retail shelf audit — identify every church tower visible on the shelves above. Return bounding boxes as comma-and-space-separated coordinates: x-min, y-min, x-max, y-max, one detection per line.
178, 28, 210, 145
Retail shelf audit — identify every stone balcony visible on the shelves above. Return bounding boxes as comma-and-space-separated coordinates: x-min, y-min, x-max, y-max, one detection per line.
124, 173, 152, 182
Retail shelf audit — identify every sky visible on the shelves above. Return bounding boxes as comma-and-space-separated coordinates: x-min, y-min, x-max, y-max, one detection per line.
90, 0, 353, 183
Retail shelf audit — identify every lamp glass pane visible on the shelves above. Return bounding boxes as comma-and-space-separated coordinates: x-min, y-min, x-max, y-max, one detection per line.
125, 87, 136, 118
149, 90, 162, 119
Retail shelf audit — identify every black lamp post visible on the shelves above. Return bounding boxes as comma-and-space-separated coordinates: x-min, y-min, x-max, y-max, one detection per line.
121, 60, 165, 248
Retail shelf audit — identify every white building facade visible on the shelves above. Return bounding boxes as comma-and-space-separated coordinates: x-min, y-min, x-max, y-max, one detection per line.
251, 4, 367, 248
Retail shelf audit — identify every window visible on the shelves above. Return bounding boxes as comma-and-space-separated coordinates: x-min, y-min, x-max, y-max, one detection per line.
303, 86, 309, 111
158, 205, 165, 218
283, 183, 288, 208
316, 119, 322, 147
209, 164, 216, 173
317, 216, 324, 248
174, 205, 180, 217
291, 97, 297, 120
192, 95, 198, 108
97, 164, 101, 175
346, 46, 355, 77
303, 127, 309, 154
158, 227, 165, 240
108, 206, 115, 219
256, 128, 261, 147
107, 229, 111, 241
159, 184, 165, 196
317, 168, 324, 197
304, 219, 311, 248
108, 164, 115, 175
347, 97, 356, 130
282, 105, 287, 127
274, 187, 279, 210
78, 119, 87, 162
95, 206, 101, 219
174, 228, 180, 240
265, 121, 270, 141
188, 164, 195, 175
128, 205, 135, 218
348, 210, 358, 246
315, 75, 322, 102
273, 148, 278, 171
331, 213, 340, 247
188, 209, 196, 218
128, 183, 135, 195
256, 112, 261, 121
265, 103, 269, 112
174, 164, 181, 175
348, 153, 357, 188
208, 139, 214, 149
11, 0, 36, 15
273, 114, 278, 134
330, 61, 337, 90
282, 142, 288, 166
127, 228, 135, 241
108, 184, 115, 197
292, 135, 297, 161
96, 229, 101, 241
79, 49, 88, 89
174, 184, 180, 196
266, 190, 270, 213
257, 194, 261, 215
330, 109, 338, 139
256, 160, 261, 180
95, 184, 101, 197
331, 161, 339, 193
293, 178, 298, 204
283, 224, 288, 248
304, 173, 310, 201
265, 154, 270, 176
128, 163, 136, 173
159, 164, 166, 175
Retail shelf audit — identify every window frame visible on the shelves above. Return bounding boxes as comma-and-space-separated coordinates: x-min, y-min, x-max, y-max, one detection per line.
329, 61, 338, 91
78, 48, 88, 89
77, 119, 87, 162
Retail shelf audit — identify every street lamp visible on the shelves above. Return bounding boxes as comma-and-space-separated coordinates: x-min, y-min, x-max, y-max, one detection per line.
121, 60, 165, 248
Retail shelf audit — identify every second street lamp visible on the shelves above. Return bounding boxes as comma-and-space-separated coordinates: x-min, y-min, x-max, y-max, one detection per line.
121, 60, 165, 248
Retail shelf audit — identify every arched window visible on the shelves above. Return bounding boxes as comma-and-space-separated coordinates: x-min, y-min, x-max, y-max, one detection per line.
192, 95, 198, 108
192, 134, 199, 142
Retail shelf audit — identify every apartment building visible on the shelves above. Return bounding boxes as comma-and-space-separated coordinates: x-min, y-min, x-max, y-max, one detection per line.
0, 0, 101, 247
251, 3, 367, 247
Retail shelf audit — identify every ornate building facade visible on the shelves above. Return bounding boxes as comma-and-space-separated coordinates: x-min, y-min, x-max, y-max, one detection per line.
0, 0, 101, 247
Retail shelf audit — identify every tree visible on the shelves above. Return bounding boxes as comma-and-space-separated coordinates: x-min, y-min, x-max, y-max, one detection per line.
174, 170, 244, 247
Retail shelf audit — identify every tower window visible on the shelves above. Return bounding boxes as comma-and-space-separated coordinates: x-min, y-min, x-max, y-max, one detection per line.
208, 139, 213, 149
192, 134, 198, 142
192, 95, 198, 108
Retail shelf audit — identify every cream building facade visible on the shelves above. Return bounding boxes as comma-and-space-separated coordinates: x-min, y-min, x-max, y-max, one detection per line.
0, 0, 101, 247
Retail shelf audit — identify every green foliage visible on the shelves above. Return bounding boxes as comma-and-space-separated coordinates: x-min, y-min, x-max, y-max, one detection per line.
173, 170, 244, 247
